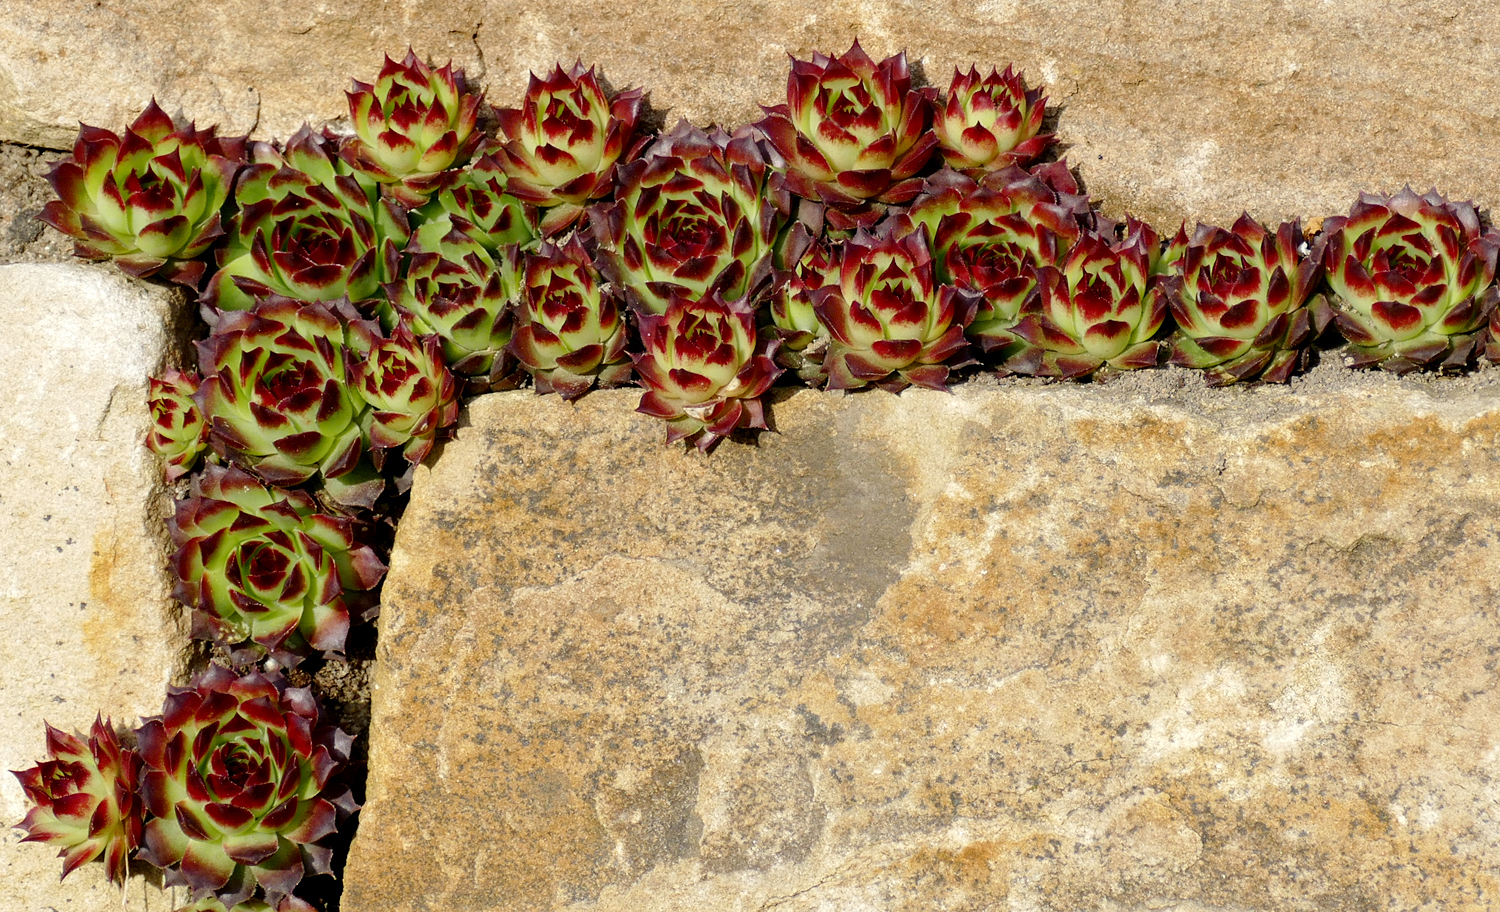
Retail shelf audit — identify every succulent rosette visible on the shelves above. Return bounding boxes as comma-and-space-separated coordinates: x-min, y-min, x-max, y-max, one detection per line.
1321, 188, 1500, 372
340, 49, 484, 206
934, 65, 1052, 173
511, 236, 632, 399
147, 367, 212, 480
1007, 227, 1166, 377
416, 153, 538, 252
195, 297, 369, 489
766, 220, 837, 384
900, 165, 1086, 364
385, 214, 524, 391
39, 100, 245, 286
813, 228, 978, 392
1163, 214, 1328, 385
169, 464, 386, 659
493, 63, 645, 235
137, 665, 357, 907
756, 41, 937, 230
592, 120, 791, 315
634, 292, 782, 451
352, 321, 460, 470
203, 126, 411, 315
12, 717, 142, 885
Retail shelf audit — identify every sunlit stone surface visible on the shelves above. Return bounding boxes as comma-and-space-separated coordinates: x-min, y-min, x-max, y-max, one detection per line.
0, 264, 190, 912
347, 379, 1500, 911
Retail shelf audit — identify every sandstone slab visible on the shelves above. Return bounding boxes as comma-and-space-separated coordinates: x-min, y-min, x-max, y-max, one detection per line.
2, 1, 1498, 226
345, 378, 1500, 911
0, 264, 193, 910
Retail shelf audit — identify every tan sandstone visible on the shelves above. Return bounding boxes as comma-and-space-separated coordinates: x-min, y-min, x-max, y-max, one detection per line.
1, 0, 1497, 226
344, 376, 1500, 911
0, 264, 192, 911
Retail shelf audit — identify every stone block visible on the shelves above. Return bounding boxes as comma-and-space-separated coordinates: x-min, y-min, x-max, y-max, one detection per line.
0, 264, 192, 911
1, 1, 1496, 225
344, 378, 1500, 910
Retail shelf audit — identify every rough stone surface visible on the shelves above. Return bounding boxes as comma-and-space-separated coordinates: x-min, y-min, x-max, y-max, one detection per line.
1, 1, 1497, 226
0, 264, 193, 910
347, 379, 1500, 911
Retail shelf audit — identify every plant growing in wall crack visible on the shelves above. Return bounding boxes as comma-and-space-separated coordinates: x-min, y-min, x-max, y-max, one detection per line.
16, 40, 1500, 911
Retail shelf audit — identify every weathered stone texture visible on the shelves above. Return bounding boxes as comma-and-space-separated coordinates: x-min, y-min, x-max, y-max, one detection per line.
0, 264, 191, 911
345, 380, 1500, 911
2, 1, 1497, 226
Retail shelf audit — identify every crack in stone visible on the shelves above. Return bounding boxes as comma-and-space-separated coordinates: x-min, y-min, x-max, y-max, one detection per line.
245, 87, 261, 136
92, 383, 120, 440
1353, 719, 1484, 736
470, 23, 486, 80
758, 871, 841, 910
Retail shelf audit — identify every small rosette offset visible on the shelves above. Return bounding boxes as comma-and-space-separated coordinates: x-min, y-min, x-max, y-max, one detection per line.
415, 153, 539, 253
592, 120, 790, 315
634, 292, 782, 451
203, 126, 410, 316
900, 164, 1086, 366
1163, 214, 1327, 385
340, 49, 485, 206
147, 367, 212, 481
1322, 187, 1500, 372
511, 236, 633, 400
173, 897, 314, 912
934, 65, 1053, 173
40, 100, 245, 287
169, 464, 387, 660
492, 63, 645, 235
1008, 225, 1166, 378
352, 321, 460, 470
385, 213, 525, 392
136, 665, 358, 908
11, 717, 143, 886
195, 297, 370, 489
814, 227, 978, 392
766, 221, 838, 385
756, 41, 937, 230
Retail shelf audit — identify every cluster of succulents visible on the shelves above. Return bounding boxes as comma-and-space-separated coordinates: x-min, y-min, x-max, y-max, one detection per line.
19, 40, 1500, 909
39, 45, 1500, 465
14, 667, 353, 912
